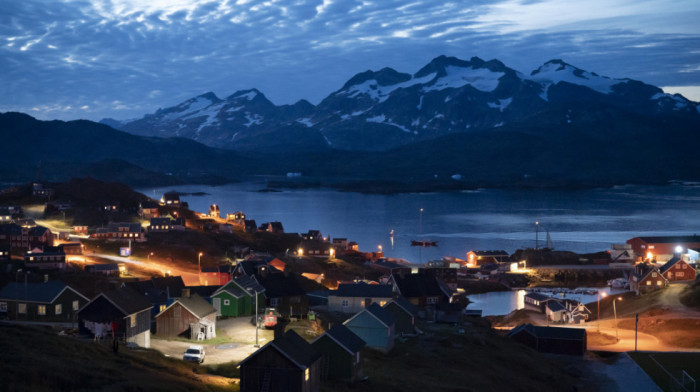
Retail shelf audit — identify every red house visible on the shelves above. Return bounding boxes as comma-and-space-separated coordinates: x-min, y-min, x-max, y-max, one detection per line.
627, 235, 700, 261
629, 263, 668, 295
199, 264, 233, 286
658, 256, 697, 282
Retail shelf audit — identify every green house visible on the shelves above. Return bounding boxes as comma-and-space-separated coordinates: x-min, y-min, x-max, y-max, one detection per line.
211, 276, 265, 317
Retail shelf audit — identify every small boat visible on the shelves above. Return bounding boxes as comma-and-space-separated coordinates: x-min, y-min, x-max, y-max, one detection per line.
411, 240, 438, 247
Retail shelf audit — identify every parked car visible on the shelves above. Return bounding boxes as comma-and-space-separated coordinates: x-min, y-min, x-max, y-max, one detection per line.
183, 345, 205, 363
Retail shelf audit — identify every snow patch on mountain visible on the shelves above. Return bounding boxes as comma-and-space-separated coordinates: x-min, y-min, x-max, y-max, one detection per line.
244, 113, 263, 127
342, 73, 436, 103
296, 118, 314, 127
417, 95, 424, 110
322, 134, 332, 145
530, 61, 627, 98
232, 91, 258, 101
366, 114, 412, 133
366, 115, 386, 123
488, 97, 512, 112
162, 96, 215, 122
226, 106, 244, 112
423, 66, 503, 93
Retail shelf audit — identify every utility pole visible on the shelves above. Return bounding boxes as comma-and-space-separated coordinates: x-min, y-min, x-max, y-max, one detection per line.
635, 313, 638, 352
535, 221, 539, 250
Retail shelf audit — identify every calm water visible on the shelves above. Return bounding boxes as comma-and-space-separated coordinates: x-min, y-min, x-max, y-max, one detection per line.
140, 183, 700, 263
467, 287, 629, 316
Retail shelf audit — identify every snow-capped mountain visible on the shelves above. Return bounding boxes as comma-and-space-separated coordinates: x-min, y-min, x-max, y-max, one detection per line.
106, 56, 700, 152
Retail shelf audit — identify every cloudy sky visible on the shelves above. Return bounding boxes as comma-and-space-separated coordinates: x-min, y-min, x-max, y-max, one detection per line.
1, 0, 699, 121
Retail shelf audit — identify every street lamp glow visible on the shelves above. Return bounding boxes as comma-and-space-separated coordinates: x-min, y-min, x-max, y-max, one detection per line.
297, 248, 303, 256
378, 245, 382, 252
675, 245, 683, 254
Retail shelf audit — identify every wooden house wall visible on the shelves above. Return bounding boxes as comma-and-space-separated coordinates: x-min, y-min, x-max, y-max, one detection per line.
662, 260, 697, 281
270, 295, 309, 317
240, 346, 321, 392
344, 312, 394, 353
311, 335, 360, 382
1, 289, 86, 322
328, 296, 391, 314
78, 296, 127, 335
156, 302, 201, 338
384, 303, 414, 335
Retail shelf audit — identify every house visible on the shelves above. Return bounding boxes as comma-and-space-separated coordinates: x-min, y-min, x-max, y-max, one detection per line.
124, 276, 186, 316
226, 211, 246, 222
466, 250, 510, 266
627, 235, 700, 261
343, 303, 395, 353
232, 256, 284, 278
508, 324, 587, 356
200, 264, 234, 286
92, 222, 145, 242
388, 271, 452, 308
562, 300, 592, 324
155, 293, 217, 340
138, 201, 160, 218
77, 287, 153, 347
302, 230, 325, 242
0, 224, 54, 251
545, 300, 567, 323
259, 221, 284, 233
256, 270, 308, 317
244, 220, 258, 233
311, 324, 366, 382
24, 246, 66, 269
58, 242, 82, 255
209, 204, 220, 219
332, 238, 349, 251
418, 267, 458, 291
149, 217, 175, 232
382, 297, 418, 335
300, 240, 332, 258
524, 293, 557, 313
629, 263, 668, 295
85, 263, 121, 276
239, 330, 322, 392
0, 244, 10, 261
73, 226, 88, 234
0, 208, 12, 223
161, 191, 180, 206
328, 282, 393, 314
658, 256, 697, 282
0, 281, 88, 321
32, 183, 54, 198
211, 276, 266, 317
369, 260, 412, 276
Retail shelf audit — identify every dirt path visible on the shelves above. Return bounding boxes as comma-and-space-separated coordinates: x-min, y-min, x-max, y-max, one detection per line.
656, 283, 700, 317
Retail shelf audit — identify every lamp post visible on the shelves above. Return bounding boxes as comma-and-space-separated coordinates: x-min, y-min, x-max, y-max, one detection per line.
198, 252, 203, 284
598, 292, 607, 331
535, 221, 539, 250
613, 297, 622, 339
247, 288, 260, 347
148, 252, 153, 262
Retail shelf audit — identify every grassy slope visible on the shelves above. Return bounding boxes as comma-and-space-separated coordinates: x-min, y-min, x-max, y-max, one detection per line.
629, 352, 700, 392
0, 324, 234, 392
680, 281, 700, 309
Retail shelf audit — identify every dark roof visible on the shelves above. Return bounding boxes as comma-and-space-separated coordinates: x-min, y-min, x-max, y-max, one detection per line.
150, 217, 172, 225
0, 281, 85, 302
140, 200, 160, 209
236, 258, 280, 276
509, 324, 586, 341
546, 301, 566, 312
151, 276, 186, 297
215, 280, 248, 299
234, 275, 265, 294
391, 273, 447, 299
167, 294, 216, 319
266, 330, 321, 369
659, 256, 683, 274
524, 293, 552, 302
385, 296, 418, 316
372, 260, 411, 270
29, 226, 50, 237
633, 235, 700, 244
472, 250, 509, 257
321, 324, 366, 354
365, 302, 395, 327
101, 286, 153, 315
332, 282, 393, 298
186, 285, 221, 298
257, 272, 305, 298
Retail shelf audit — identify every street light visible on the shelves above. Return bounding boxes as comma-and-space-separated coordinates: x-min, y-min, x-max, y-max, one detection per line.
535, 221, 539, 250
198, 252, 203, 284
613, 297, 623, 339
247, 288, 260, 347
598, 291, 607, 331
148, 252, 153, 262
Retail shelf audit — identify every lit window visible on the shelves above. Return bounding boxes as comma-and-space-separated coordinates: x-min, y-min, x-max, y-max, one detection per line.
73, 300, 79, 311
649, 245, 655, 249
159, 304, 166, 312
38, 305, 46, 316
657, 281, 663, 286
224, 299, 230, 306
55, 304, 62, 315
379, 301, 387, 306
646, 281, 651, 286
130, 314, 136, 327
652, 272, 657, 277
678, 272, 684, 277
305, 368, 309, 382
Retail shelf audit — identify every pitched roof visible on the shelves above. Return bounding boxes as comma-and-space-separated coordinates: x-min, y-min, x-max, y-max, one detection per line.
240, 330, 321, 370
234, 275, 265, 294
186, 285, 221, 298
509, 324, 586, 341
100, 286, 153, 315
315, 324, 366, 355
214, 279, 248, 299
546, 301, 566, 312
0, 281, 87, 303
332, 282, 393, 298
364, 302, 395, 327
391, 273, 448, 299
471, 250, 509, 257
384, 296, 418, 316
151, 276, 186, 297
257, 272, 305, 298
659, 256, 684, 275
159, 294, 216, 319
524, 292, 553, 302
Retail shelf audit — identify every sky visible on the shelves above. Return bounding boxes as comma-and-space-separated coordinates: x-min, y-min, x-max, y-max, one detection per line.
1, 0, 699, 121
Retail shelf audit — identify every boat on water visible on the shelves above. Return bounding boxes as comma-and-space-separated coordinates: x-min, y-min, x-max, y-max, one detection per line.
410, 240, 438, 247
607, 278, 630, 289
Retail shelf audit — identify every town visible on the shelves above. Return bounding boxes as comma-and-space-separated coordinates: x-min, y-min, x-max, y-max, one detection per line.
0, 178, 698, 391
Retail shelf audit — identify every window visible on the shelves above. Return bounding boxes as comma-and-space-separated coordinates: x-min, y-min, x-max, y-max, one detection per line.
18, 303, 26, 313
341, 300, 349, 307
55, 304, 62, 315
646, 281, 651, 286
683, 264, 687, 269
379, 301, 387, 307
648, 245, 655, 249
677, 272, 684, 277
427, 297, 439, 304
652, 272, 657, 277
224, 299, 230, 306
73, 300, 79, 311
657, 280, 663, 286
305, 368, 310, 381
38, 305, 46, 316
130, 314, 136, 327
159, 304, 166, 312
0, 302, 7, 312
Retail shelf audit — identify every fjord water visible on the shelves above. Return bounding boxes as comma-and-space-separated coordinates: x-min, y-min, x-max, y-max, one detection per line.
142, 183, 700, 263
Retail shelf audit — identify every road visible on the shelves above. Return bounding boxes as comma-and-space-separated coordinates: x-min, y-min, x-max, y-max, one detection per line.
68, 252, 200, 285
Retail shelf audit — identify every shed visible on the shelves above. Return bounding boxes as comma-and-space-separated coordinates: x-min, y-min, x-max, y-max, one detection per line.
328, 282, 393, 313
155, 294, 217, 340
211, 276, 265, 317
508, 324, 587, 356
78, 287, 153, 347
382, 296, 417, 335
311, 324, 366, 382
239, 330, 322, 392
343, 303, 395, 353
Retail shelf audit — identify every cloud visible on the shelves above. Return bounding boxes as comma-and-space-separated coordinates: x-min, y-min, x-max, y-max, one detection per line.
0, 0, 699, 121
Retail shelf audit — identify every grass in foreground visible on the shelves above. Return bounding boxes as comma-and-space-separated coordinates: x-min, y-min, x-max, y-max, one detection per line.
0, 324, 235, 392
629, 352, 700, 392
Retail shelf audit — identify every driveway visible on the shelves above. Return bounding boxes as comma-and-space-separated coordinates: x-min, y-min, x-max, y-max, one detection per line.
150, 317, 275, 365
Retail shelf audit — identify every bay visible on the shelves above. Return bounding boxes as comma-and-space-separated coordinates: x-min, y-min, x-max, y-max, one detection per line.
140, 183, 700, 263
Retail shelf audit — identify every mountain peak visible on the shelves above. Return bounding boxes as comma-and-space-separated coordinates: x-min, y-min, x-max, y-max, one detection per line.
226, 88, 264, 101
196, 91, 221, 102
341, 67, 411, 90
414, 55, 481, 78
